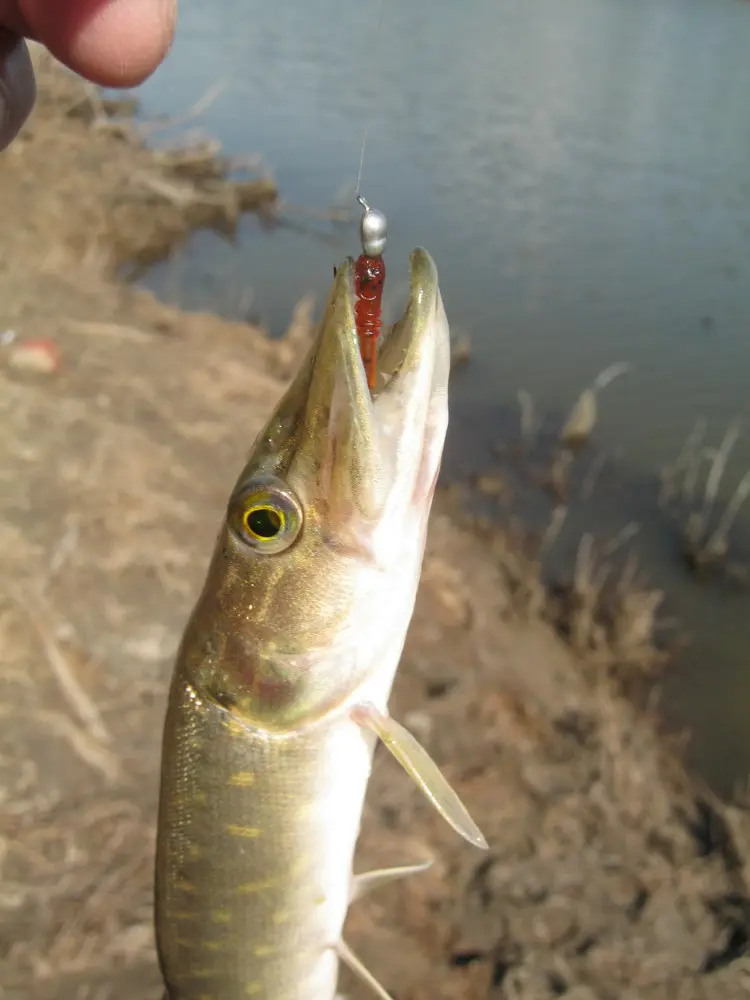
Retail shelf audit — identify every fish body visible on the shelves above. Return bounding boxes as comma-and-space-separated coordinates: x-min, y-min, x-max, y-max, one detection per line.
155, 250, 485, 1000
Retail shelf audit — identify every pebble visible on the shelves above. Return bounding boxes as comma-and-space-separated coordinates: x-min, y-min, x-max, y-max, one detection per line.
6, 338, 61, 374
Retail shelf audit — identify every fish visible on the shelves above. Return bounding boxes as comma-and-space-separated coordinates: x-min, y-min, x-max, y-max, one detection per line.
154, 248, 487, 1000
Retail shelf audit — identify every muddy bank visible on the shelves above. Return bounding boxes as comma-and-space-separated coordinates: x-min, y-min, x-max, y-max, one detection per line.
1, 56, 749, 1000
439, 386, 750, 794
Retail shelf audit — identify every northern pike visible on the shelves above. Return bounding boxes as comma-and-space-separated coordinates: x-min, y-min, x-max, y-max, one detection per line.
155, 249, 487, 1000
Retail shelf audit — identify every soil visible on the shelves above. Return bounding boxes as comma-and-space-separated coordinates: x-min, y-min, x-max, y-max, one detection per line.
1, 53, 749, 1000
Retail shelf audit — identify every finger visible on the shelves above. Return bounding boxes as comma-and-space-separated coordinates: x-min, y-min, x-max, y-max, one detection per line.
0, 29, 35, 151
18, 0, 177, 88
0, 2, 34, 37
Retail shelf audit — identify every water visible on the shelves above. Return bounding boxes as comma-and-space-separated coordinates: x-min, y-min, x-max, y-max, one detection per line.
133, 0, 750, 792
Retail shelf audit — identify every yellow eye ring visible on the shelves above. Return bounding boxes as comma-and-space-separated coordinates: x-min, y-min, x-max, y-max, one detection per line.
229, 477, 302, 555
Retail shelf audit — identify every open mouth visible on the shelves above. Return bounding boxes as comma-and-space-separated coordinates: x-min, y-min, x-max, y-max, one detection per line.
240, 246, 448, 524
339, 247, 442, 399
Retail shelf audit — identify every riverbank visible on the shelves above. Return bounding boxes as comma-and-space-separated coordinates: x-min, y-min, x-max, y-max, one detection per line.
1, 54, 748, 1000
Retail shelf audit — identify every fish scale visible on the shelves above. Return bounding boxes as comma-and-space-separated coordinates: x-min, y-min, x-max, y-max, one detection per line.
157, 679, 375, 999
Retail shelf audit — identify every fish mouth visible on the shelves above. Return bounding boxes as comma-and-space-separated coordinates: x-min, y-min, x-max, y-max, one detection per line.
360, 247, 445, 397
249, 248, 450, 520
302, 246, 447, 404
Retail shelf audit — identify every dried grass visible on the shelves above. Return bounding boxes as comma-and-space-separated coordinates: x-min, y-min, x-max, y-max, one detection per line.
559, 361, 633, 449
3, 48, 277, 284
660, 419, 750, 582
517, 388, 537, 450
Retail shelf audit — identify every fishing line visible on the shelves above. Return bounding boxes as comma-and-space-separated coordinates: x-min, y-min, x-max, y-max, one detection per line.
349, 0, 390, 392
354, 0, 388, 206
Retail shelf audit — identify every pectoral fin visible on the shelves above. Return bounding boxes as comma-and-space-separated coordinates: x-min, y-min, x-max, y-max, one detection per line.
351, 703, 488, 850
337, 939, 395, 1000
350, 860, 432, 902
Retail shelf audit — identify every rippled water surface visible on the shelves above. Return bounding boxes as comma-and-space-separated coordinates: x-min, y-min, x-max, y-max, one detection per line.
133, 0, 750, 791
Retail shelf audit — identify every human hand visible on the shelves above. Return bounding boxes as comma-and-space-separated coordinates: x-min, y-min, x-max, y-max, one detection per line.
0, 0, 176, 150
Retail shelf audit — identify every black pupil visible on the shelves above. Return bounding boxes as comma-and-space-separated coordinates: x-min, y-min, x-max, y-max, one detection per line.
247, 506, 282, 538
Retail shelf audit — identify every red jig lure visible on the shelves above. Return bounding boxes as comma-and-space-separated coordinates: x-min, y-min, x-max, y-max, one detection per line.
353, 197, 387, 392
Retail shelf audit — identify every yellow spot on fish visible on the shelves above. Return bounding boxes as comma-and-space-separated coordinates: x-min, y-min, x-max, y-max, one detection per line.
210, 909, 231, 924
228, 771, 256, 786
170, 910, 198, 921
237, 877, 277, 895
314, 894, 326, 906
175, 879, 195, 892
271, 909, 291, 925
176, 937, 194, 947
253, 944, 275, 957
289, 855, 308, 876
225, 718, 247, 737
186, 843, 202, 860
204, 941, 225, 952
226, 824, 262, 838
188, 791, 207, 805
245, 985, 261, 997
191, 969, 214, 979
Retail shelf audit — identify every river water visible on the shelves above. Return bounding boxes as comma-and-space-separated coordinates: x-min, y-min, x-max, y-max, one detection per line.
132, 0, 750, 793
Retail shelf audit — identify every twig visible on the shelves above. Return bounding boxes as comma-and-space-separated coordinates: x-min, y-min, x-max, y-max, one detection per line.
705, 468, 750, 555
602, 522, 640, 558
701, 421, 741, 528
561, 362, 633, 447
574, 533, 595, 592
63, 320, 155, 344
132, 173, 198, 208
46, 518, 80, 582
36, 711, 120, 783
582, 450, 608, 500
539, 505, 567, 555
274, 199, 355, 225
679, 419, 708, 506
592, 361, 633, 393
517, 389, 536, 449
0, 706, 119, 782
137, 80, 228, 138
11, 592, 111, 746
617, 551, 640, 594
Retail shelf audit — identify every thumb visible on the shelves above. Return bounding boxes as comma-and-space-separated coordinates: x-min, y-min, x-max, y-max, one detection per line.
17, 0, 177, 87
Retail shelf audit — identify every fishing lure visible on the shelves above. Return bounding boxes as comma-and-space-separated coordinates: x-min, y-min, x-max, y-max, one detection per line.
354, 196, 387, 391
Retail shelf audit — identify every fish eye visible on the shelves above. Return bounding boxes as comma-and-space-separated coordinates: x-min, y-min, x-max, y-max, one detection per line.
229, 477, 302, 554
